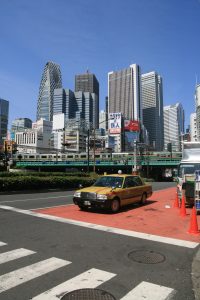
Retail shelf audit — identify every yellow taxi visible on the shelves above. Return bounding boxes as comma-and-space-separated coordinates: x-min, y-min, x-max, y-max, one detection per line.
73, 173, 152, 213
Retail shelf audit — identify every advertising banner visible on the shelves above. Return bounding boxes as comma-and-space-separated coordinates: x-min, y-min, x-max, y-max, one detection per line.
124, 119, 140, 132
109, 112, 122, 134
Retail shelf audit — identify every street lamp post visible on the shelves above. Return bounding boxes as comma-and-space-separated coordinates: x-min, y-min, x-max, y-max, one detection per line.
87, 129, 90, 173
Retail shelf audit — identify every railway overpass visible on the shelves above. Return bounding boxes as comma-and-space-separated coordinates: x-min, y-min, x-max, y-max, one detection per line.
15, 157, 181, 180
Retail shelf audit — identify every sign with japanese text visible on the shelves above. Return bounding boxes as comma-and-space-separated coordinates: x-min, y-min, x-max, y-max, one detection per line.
109, 112, 122, 134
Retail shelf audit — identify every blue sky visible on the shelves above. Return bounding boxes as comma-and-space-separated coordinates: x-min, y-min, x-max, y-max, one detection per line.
0, 0, 200, 128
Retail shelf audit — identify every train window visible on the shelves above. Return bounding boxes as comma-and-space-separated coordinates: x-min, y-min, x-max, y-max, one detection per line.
95, 155, 100, 158
29, 156, 35, 158
24, 155, 27, 158
57, 156, 61, 158
67, 155, 73, 158
80, 155, 86, 158
41, 156, 47, 158
49, 155, 52, 158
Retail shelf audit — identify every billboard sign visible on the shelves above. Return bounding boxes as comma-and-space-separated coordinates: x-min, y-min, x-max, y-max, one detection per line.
124, 119, 140, 132
109, 112, 122, 134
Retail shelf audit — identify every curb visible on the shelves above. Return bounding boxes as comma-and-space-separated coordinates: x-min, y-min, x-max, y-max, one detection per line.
192, 245, 200, 299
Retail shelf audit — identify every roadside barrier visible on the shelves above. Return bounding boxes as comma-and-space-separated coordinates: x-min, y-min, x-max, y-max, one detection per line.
180, 194, 187, 217
188, 207, 199, 235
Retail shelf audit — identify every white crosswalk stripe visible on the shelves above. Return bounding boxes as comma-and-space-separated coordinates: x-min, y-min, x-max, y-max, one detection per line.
0, 248, 35, 264
32, 268, 116, 299
0, 241, 7, 247
0, 257, 71, 293
0, 241, 175, 299
120, 281, 175, 300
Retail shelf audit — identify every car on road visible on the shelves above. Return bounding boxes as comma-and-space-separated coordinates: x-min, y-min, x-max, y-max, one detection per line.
73, 174, 153, 213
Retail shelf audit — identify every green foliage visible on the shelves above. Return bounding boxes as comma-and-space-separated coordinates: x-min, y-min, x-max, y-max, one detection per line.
0, 175, 95, 191
0, 171, 90, 178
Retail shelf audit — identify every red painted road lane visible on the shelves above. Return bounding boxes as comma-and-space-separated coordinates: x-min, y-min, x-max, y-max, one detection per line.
34, 187, 200, 243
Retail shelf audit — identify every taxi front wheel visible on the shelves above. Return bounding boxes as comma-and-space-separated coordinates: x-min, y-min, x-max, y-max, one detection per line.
140, 193, 147, 205
110, 198, 120, 213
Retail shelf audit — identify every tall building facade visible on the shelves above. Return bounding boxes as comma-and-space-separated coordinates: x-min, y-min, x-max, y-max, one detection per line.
0, 98, 9, 146
141, 71, 164, 151
190, 113, 197, 142
37, 61, 62, 121
164, 103, 184, 152
53, 89, 97, 128
75, 72, 99, 128
11, 118, 32, 131
195, 84, 200, 140
99, 110, 107, 131
108, 64, 142, 122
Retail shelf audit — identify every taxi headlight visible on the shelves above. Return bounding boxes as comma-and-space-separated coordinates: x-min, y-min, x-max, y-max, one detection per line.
97, 194, 107, 200
74, 191, 81, 198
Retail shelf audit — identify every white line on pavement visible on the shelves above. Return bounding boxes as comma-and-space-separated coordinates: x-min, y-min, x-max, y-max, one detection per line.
33, 204, 74, 210
120, 281, 175, 300
0, 205, 198, 249
0, 195, 73, 204
0, 248, 35, 264
0, 242, 7, 247
0, 257, 71, 293
32, 268, 116, 299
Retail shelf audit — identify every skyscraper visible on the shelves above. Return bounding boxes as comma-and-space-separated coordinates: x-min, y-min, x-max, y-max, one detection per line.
0, 98, 9, 145
141, 71, 164, 151
11, 118, 32, 131
75, 72, 99, 127
195, 84, 200, 140
190, 113, 197, 142
164, 103, 184, 152
53, 89, 97, 128
37, 61, 62, 121
108, 64, 142, 122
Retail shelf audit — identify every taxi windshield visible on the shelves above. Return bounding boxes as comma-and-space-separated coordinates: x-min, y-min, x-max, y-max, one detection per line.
93, 176, 124, 188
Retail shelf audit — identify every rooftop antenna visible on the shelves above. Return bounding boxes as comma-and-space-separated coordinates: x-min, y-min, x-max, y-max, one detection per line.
86, 68, 90, 74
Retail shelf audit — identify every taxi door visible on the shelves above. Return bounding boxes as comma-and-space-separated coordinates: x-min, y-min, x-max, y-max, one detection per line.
121, 177, 142, 206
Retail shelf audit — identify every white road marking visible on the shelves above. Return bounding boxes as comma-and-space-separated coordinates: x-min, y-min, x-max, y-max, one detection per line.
0, 248, 35, 264
0, 205, 198, 249
0, 242, 7, 247
0, 195, 73, 204
0, 257, 71, 293
32, 268, 116, 299
120, 281, 175, 300
33, 204, 73, 210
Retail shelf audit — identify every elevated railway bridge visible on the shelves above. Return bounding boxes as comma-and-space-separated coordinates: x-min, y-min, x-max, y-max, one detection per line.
14, 153, 181, 180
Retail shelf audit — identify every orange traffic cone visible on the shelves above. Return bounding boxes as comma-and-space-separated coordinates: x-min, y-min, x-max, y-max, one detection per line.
173, 193, 179, 208
180, 194, 187, 217
188, 207, 199, 235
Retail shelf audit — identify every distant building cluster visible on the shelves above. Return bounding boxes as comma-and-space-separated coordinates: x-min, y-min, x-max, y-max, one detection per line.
1, 59, 199, 158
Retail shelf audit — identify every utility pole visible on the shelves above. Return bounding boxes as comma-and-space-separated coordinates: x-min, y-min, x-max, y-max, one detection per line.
87, 129, 90, 173
133, 140, 137, 174
93, 127, 96, 173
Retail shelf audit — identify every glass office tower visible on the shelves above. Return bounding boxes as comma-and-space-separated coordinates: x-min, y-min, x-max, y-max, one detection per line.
142, 71, 164, 151
37, 61, 62, 121
0, 98, 9, 145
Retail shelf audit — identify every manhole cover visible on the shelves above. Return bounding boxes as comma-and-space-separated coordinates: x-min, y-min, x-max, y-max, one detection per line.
128, 250, 165, 264
60, 288, 116, 300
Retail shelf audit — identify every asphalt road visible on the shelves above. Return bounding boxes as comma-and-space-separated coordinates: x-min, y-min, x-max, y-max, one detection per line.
0, 182, 199, 300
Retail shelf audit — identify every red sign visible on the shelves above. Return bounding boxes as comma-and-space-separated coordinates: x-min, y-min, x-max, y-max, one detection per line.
124, 120, 140, 132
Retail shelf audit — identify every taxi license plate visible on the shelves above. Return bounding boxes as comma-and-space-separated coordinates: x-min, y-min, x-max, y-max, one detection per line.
84, 201, 91, 205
